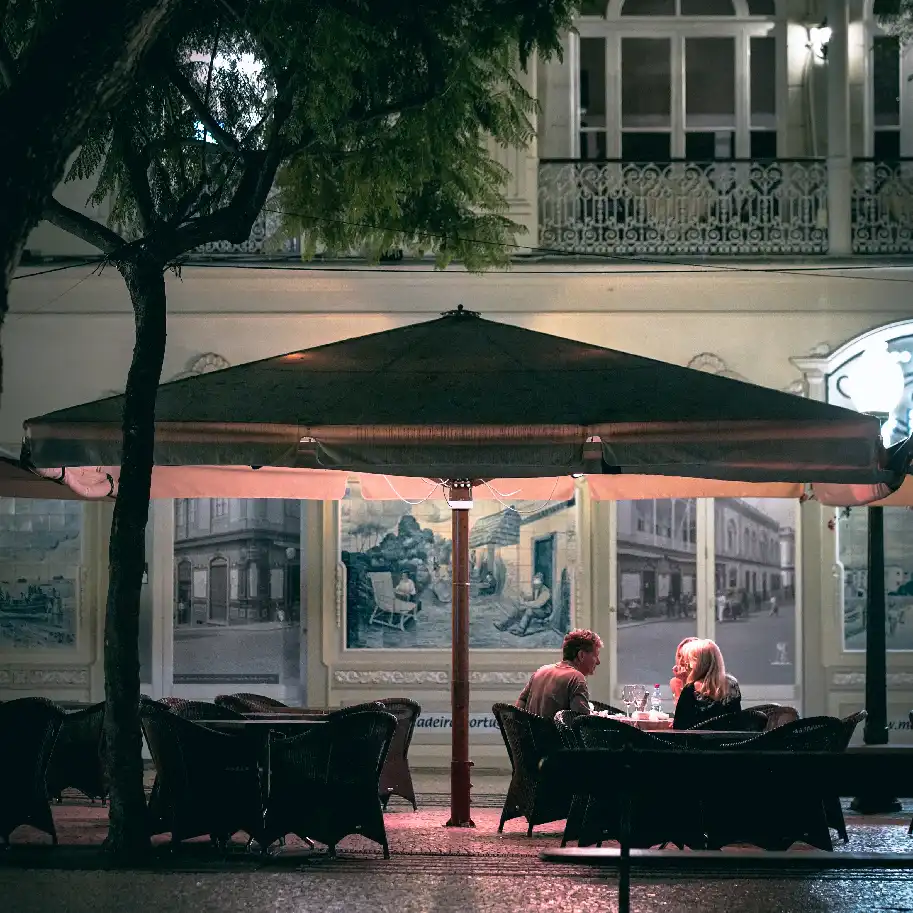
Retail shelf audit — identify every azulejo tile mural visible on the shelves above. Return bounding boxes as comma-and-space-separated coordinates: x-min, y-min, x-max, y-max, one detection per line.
0, 498, 82, 650
341, 493, 577, 650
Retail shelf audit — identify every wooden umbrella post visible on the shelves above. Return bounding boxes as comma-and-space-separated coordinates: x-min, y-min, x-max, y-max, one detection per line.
446, 479, 475, 828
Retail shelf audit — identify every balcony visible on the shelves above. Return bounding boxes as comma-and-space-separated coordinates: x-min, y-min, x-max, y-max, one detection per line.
538, 158, 913, 258
851, 159, 913, 255
193, 207, 301, 257
538, 159, 829, 257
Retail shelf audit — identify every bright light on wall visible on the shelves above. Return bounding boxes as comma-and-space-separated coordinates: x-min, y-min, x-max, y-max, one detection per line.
808, 24, 832, 61
845, 342, 910, 444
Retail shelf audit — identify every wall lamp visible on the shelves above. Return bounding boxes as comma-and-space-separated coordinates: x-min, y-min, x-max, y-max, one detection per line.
808, 21, 832, 61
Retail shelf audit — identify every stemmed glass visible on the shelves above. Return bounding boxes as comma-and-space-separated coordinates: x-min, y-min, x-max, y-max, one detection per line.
621, 684, 635, 717
632, 684, 646, 714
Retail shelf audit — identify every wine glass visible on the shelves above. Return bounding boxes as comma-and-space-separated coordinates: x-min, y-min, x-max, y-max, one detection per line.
621, 684, 635, 717
632, 684, 646, 714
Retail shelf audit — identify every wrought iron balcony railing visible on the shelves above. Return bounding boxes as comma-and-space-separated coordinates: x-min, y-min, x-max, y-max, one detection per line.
851, 159, 913, 255
193, 207, 301, 257
538, 159, 829, 257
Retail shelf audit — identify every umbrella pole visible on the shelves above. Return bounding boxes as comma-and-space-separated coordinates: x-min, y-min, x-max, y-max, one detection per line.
446, 484, 475, 827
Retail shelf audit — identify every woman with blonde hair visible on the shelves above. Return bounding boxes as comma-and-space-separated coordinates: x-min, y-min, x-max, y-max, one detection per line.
672, 638, 741, 730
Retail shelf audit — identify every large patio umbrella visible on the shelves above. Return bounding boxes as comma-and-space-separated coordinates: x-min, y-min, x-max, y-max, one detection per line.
20, 307, 910, 825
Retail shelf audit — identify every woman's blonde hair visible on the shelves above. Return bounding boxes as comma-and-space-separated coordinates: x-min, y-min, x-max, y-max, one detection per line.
681, 639, 729, 701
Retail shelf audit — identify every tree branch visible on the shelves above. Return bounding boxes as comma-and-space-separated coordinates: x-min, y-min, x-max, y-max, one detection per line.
116, 127, 157, 232
0, 33, 16, 88
162, 86, 295, 257
43, 197, 124, 254
169, 64, 243, 156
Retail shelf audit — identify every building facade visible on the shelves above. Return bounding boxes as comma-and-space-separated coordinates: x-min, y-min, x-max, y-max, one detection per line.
4, 0, 913, 763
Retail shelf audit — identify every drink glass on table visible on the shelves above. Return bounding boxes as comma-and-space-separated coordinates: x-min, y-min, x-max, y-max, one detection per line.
621, 684, 635, 717
632, 684, 646, 713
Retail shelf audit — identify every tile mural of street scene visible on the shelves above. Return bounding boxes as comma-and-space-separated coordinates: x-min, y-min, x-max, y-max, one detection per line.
616, 498, 796, 687
0, 498, 82, 649
342, 493, 577, 650
840, 507, 913, 650
172, 498, 303, 691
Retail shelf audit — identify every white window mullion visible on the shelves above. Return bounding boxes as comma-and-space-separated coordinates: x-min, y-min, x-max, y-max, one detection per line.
606, 32, 622, 158
697, 498, 715, 641
672, 36, 686, 158
901, 42, 913, 157
735, 29, 750, 158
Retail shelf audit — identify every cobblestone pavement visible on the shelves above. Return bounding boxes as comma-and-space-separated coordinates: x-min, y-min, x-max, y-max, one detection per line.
3, 772, 913, 912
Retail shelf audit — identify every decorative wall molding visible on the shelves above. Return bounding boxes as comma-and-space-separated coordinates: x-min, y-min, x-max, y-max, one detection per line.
333, 669, 532, 686
172, 353, 231, 381
686, 353, 747, 382
782, 379, 808, 397
0, 666, 89, 688
832, 671, 913, 688
102, 353, 231, 398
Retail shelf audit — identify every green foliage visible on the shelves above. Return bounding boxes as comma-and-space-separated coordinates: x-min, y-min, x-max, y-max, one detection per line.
877, 1, 913, 43
49, 0, 578, 268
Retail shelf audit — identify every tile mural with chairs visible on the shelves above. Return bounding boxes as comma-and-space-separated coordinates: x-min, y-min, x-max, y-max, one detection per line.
341, 492, 578, 650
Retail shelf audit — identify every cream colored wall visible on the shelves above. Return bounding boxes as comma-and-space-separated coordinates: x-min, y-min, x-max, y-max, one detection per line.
6, 263, 911, 764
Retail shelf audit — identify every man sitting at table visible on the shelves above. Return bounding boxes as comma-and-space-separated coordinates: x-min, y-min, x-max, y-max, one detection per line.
515, 628, 602, 720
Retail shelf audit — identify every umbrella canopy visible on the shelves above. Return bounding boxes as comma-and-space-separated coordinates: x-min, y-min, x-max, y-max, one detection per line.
23, 307, 890, 486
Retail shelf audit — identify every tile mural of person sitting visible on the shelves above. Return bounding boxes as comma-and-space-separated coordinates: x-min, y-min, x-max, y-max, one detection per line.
494, 573, 552, 636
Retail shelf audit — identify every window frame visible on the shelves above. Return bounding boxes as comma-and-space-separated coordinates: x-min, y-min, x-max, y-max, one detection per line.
575, 13, 777, 160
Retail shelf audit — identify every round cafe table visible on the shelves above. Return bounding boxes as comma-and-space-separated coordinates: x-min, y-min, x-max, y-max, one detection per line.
602, 713, 673, 732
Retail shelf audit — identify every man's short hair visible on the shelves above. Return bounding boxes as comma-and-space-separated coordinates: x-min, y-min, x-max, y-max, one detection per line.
562, 628, 603, 662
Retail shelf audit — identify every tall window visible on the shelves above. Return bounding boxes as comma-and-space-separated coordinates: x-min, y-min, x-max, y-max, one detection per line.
576, 0, 776, 160
873, 35, 901, 157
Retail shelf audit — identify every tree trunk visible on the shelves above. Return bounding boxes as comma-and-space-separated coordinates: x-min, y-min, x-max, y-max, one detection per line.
0, 0, 178, 401
102, 255, 167, 858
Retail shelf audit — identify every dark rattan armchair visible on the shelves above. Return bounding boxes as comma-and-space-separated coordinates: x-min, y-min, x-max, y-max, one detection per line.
492, 703, 573, 837
140, 700, 263, 848
376, 698, 421, 810
214, 693, 290, 714
569, 714, 705, 849
262, 709, 397, 857
46, 701, 107, 804
747, 703, 800, 731
706, 715, 848, 851
0, 697, 66, 846
160, 698, 246, 722
686, 709, 768, 732
827, 710, 867, 842
591, 700, 625, 716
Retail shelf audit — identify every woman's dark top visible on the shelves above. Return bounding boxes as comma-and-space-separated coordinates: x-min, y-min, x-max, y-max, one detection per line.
672, 675, 742, 730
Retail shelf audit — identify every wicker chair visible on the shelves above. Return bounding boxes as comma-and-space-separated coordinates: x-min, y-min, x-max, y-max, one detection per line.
376, 698, 421, 810
705, 715, 848, 851
46, 701, 107, 804
553, 710, 584, 749
686, 709, 768, 732
140, 700, 263, 847
159, 698, 246, 722
0, 697, 66, 846
569, 714, 705, 849
827, 710, 867, 842
591, 700, 625, 716
492, 703, 573, 837
262, 709, 397, 858
214, 693, 290, 714
747, 703, 800, 731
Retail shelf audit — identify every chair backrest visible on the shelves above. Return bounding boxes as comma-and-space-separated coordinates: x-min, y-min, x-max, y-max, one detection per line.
553, 710, 584, 748
327, 701, 385, 721
839, 709, 867, 748
368, 572, 395, 611
214, 693, 288, 714
687, 709, 768, 732
492, 703, 564, 781
747, 703, 800, 731
158, 698, 244, 721
376, 697, 421, 759
272, 709, 397, 789
0, 697, 66, 787
727, 715, 847, 752
571, 714, 665, 750
591, 700, 625, 716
